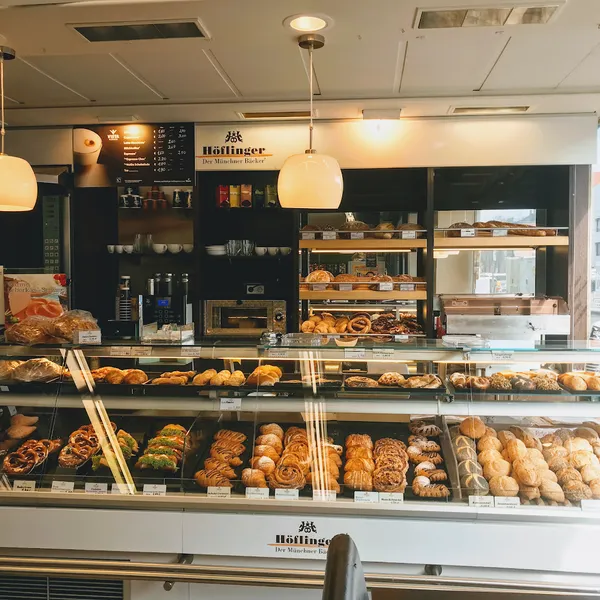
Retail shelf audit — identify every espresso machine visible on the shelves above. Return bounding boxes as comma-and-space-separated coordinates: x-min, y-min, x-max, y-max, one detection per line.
139, 273, 192, 328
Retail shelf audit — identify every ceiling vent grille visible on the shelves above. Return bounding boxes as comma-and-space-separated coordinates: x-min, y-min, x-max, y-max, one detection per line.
240, 111, 312, 120
73, 19, 207, 42
417, 4, 561, 28
0, 575, 124, 600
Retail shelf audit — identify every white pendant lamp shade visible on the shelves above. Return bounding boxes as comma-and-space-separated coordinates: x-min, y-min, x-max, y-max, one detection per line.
278, 152, 343, 209
0, 154, 37, 211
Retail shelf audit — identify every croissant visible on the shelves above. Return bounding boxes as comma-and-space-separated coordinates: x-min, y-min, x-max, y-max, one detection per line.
210, 446, 243, 466
343, 470, 373, 491
268, 465, 306, 489
242, 468, 267, 488
255, 434, 283, 454
192, 369, 217, 386
225, 370, 246, 387
194, 468, 233, 488
250, 456, 276, 475
253, 445, 280, 462
214, 430, 247, 444
203, 458, 236, 478
210, 370, 231, 386
344, 457, 375, 473
260, 423, 284, 440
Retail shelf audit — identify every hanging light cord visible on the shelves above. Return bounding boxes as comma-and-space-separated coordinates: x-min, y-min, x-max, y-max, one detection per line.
308, 42, 314, 152
0, 54, 5, 155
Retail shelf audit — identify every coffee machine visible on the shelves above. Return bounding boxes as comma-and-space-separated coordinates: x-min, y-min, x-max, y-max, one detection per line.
139, 295, 192, 328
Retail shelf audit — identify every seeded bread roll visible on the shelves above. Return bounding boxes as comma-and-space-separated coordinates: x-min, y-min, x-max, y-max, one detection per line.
460, 417, 486, 439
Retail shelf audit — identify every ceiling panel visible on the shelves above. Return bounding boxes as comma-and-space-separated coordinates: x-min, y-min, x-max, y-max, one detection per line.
481, 30, 600, 92
114, 47, 236, 100
558, 43, 600, 90
25, 54, 161, 103
400, 30, 508, 95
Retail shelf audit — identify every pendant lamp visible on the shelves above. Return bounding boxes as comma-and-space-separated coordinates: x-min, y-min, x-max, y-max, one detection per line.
0, 47, 37, 212
277, 34, 343, 209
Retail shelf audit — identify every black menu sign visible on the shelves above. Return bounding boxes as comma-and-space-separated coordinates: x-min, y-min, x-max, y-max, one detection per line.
73, 123, 194, 188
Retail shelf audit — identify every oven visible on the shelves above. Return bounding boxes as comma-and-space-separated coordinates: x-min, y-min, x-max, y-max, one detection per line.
203, 300, 287, 336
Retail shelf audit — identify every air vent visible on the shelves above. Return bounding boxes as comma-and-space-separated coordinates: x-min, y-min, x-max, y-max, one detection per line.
239, 111, 312, 120
0, 575, 123, 600
73, 19, 207, 42
417, 4, 561, 28
451, 106, 530, 115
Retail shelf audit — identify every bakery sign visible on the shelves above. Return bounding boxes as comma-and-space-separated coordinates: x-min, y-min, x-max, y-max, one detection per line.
268, 520, 332, 557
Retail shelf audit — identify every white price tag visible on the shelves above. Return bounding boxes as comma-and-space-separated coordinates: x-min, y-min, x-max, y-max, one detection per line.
379, 282, 393, 291
311, 284, 327, 291
51, 481, 74, 493
109, 346, 131, 357
401, 230, 417, 240
85, 482, 108, 495
131, 346, 152, 357
379, 492, 404, 504
7, 405, 16, 415
13, 480, 35, 492
143, 484, 167, 496
350, 232, 364, 240
492, 229, 508, 237
246, 487, 270, 499
338, 283, 353, 292
181, 347, 202, 357
581, 500, 600, 511
461, 228, 475, 238
0, 386, 9, 392
373, 348, 394, 360
394, 335, 410, 342
345, 348, 366, 359
322, 231, 336, 240
469, 495, 494, 508
400, 283, 415, 292
268, 349, 289, 359
354, 491, 379, 503
75, 330, 101, 344
207, 486, 231, 499
275, 489, 299, 500
111, 483, 128, 495
495, 496, 520, 508
491, 351, 514, 361
220, 397, 242, 410
312, 490, 337, 502
301, 232, 315, 240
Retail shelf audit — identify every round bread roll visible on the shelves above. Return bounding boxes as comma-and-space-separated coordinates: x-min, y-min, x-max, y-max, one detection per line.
563, 437, 593, 453
463, 473, 489, 495
554, 428, 575, 442
526, 448, 544, 462
497, 430, 516, 448
580, 464, 600, 484
519, 482, 540, 500
458, 459, 483, 478
540, 433, 563, 447
593, 442, 600, 458
460, 417, 486, 439
506, 438, 528, 462
589, 478, 600, 499
484, 459, 511, 479
453, 435, 476, 450
574, 427, 599, 442
513, 458, 541, 487
477, 436, 503, 453
484, 427, 498, 438
538, 468, 558, 483
449, 425, 460, 439
563, 480, 592, 502
489, 475, 519, 497
455, 445, 477, 461
556, 467, 583, 485
542, 445, 568, 461
501, 449, 510, 461
478, 449, 503, 465
546, 455, 569, 472
540, 479, 565, 503
568, 450, 598, 470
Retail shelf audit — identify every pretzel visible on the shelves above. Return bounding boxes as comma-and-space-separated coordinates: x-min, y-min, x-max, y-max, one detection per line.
347, 316, 371, 334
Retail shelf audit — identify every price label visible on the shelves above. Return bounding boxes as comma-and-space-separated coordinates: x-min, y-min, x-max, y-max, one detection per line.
109, 346, 131, 357
7, 406, 16, 415
51, 481, 74, 493
112, 483, 128, 495
581, 500, 600, 511
373, 348, 394, 360
85, 482, 108, 495
207, 486, 231, 499
275, 489, 299, 500
301, 232, 315, 240
491, 351, 514, 361
181, 347, 202, 357
13, 480, 35, 492
338, 283, 353, 292
312, 490, 337, 502
494, 496, 520, 508
492, 229, 508, 237
350, 232, 364, 240
401, 230, 417, 240
469, 495, 494, 508
354, 491, 379, 503
246, 487, 270, 499
311, 284, 327, 291
379, 492, 404, 504
268, 349, 289, 359
379, 282, 393, 291
131, 347, 152, 357
75, 330, 101, 344
400, 283, 415, 292
461, 228, 476, 238
143, 484, 167, 496
322, 231, 336, 240
345, 348, 366, 359
0, 386, 9, 392
220, 397, 242, 411
394, 335, 410, 342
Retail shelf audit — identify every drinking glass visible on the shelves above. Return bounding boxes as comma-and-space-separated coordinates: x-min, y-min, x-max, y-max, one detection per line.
242, 240, 254, 256
226, 240, 241, 256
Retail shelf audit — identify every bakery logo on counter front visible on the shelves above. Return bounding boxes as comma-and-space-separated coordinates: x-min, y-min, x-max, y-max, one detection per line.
198, 130, 273, 165
268, 521, 331, 555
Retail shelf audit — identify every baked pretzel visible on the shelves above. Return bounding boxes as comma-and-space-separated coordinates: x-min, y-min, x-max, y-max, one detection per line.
347, 316, 371, 334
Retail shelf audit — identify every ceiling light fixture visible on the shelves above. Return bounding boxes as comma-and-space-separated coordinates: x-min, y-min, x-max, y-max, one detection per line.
277, 34, 343, 210
285, 14, 330, 32
362, 109, 402, 120
451, 106, 530, 115
0, 47, 36, 212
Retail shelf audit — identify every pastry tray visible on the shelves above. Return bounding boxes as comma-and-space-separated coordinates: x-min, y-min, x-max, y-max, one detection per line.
557, 384, 600, 397
446, 379, 569, 399
342, 374, 448, 396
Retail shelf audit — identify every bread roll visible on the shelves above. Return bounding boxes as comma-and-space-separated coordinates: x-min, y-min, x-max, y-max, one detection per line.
589, 478, 600, 499
210, 370, 231, 386
460, 417, 486, 439
456, 445, 477, 461
563, 480, 592, 501
556, 467, 583, 485
540, 433, 563, 447
489, 475, 519, 497
563, 437, 593, 453
542, 445, 568, 461
478, 449, 503, 465
519, 483, 540, 500
458, 459, 483, 478
546, 455, 569, 472
513, 458, 541, 487
554, 428, 575, 442
538, 468, 558, 483
506, 438, 528, 462
574, 427, 599, 442
477, 436, 503, 453
568, 450, 598, 470
498, 430, 516, 448
483, 459, 511, 479
484, 427, 498, 438
540, 479, 565, 503
453, 435, 476, 450
580, 464, 600, 484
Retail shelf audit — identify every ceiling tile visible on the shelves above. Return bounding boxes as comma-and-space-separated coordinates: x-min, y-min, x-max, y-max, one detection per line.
558, 42, 600, 89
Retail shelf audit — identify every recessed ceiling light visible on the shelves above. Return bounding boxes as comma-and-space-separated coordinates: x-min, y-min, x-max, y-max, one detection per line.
362, 109, 402, 120
451, 106, 530, 115
284, 14, 331, 33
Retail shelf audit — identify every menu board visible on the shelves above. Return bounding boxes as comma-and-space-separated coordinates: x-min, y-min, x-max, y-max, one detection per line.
73, 123, 194, 187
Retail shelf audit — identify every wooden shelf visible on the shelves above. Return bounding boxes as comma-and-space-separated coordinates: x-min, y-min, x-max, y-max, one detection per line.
300, 290, 427, 301
434, 236, 569, 249
299, 239, 426, 251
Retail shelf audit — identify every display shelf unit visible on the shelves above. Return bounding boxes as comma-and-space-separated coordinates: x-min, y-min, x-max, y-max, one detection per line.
435, 235, 569, 249
299, 239, 427, 251
299, 290, 427, 301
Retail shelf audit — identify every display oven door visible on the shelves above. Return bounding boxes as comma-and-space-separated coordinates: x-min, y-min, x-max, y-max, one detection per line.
204, 300, 286, 336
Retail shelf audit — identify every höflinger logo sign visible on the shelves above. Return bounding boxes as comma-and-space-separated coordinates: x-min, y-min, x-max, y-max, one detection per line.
268, 520, 332, 556
198, 130, 273, 165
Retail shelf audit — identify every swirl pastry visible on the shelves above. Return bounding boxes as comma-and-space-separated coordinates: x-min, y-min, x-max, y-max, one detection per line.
343, 470, 373, 491
204, 458, 236, 478
345, 434, 373, 449
268, 465, 306, 489
372, 468, 407, 493
280, 452, 310, 475
344, 457, 375, 473
242, 468, 267, 488
409, 421, 442, 437
194, 469, 233, 488
214, 429, 247, 444
259, 423, 284, 440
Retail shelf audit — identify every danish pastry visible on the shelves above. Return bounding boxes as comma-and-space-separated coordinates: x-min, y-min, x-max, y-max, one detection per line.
372, 468, 407, 493
194, 469, 233, 488
346, 446, 374, 460
203, 458, 236, 478
344, 458, 375, 473
214, 429, 247, 444
409, 420, 442, 437
412, 475, 450, 498
345, 376, 378, 388
210, 446, 242, 466
268, 465, 306, 489
408, 435, 441, 452
345, 434, 374, 449
343, 470, 373, 491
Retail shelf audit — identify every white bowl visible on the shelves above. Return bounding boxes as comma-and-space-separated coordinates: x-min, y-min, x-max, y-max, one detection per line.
123, 245, 134, 254
267, 247, 279, 256
152, 244, 167, 254
206, 249, 226, 256
183, 244, 194, 253
167, 244, 182, 254
279, 247, 291, 255
206, 245, 225, 251
255, 247, 267, 256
